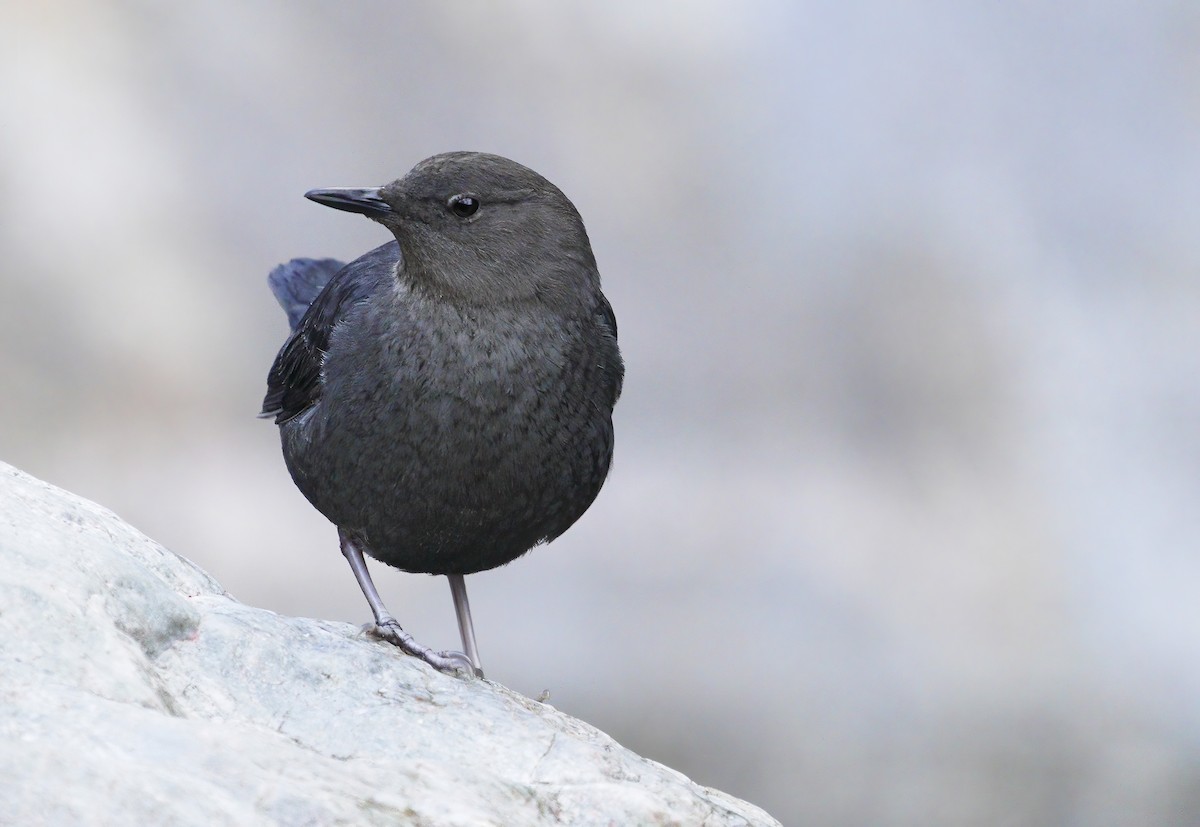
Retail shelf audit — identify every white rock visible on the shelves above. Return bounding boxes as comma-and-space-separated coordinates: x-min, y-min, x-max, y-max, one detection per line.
0, 461, 779, 826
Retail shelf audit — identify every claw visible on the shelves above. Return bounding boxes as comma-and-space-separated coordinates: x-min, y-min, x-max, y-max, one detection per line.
370, 619, 477, 678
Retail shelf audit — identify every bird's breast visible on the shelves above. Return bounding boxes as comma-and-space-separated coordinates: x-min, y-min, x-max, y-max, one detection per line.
288, 297, 610, 528
277, 281, 619, 574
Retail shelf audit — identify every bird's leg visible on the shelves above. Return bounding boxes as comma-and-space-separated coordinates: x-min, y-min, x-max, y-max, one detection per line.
338, 529, 474, 677
447, 574, 484, 678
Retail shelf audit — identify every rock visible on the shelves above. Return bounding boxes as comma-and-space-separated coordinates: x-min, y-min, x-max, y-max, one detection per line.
0, 461, 779, 826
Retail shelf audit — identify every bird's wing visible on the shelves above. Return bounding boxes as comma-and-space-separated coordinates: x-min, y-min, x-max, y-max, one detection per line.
260, 242, 400, 424
594, 292, 624, 404
596, 292, 618, 342
268, 258, 346, 331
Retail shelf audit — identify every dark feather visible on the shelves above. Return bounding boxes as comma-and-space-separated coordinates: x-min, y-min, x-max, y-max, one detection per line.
261, 242, 399, 423
594, 292, 623, 405
268, 258, 345, 331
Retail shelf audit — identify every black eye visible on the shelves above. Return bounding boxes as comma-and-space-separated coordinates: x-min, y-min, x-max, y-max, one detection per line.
447, 194, 480, 218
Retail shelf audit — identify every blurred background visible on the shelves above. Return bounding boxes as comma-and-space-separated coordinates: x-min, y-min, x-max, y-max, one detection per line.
3, 2, 1199, 824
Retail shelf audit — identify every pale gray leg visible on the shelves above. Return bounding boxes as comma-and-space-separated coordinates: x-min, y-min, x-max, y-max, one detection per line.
447, 574, 484, 678
339, 529, 473, 677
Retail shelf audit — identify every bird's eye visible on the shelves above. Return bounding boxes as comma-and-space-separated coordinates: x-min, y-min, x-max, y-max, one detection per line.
447, 194, 480, 218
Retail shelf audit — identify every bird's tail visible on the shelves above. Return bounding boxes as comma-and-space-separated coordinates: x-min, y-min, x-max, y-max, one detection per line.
267, 258, 345, 331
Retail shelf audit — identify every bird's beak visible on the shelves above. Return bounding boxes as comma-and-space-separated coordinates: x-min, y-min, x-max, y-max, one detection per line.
304, 187, 392, 217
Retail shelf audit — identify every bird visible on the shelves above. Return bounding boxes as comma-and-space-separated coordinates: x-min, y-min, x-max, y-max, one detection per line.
261, 152, 623, 678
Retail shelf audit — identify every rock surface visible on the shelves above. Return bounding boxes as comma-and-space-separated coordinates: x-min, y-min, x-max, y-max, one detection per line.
0, 461, 778, 826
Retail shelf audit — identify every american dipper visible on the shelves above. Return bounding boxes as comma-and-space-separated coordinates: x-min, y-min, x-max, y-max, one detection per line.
261, 152, 623, 678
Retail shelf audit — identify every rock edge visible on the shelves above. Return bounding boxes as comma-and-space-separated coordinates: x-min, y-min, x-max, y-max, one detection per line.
0, 461, 779, 826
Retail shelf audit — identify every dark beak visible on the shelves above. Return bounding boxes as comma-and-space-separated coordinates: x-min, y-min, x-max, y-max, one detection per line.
304, 187, 391, 217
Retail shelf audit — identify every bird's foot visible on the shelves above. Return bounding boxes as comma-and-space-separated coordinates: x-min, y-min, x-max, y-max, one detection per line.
368, 618, 478, 678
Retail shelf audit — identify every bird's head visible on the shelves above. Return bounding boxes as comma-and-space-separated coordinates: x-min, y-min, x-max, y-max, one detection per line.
305, 152, 599, 309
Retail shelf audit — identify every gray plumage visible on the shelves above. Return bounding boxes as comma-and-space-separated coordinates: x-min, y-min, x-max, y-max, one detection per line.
261, 152, 623, 676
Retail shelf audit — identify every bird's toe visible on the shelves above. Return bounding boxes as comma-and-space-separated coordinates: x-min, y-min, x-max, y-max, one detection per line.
368, 619, 478, 678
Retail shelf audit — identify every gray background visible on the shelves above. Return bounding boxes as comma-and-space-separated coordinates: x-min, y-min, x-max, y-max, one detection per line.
3, 3, 1198, 824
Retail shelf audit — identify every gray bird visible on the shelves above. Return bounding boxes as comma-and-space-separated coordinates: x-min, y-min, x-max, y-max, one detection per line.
261, 152, 623, 678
